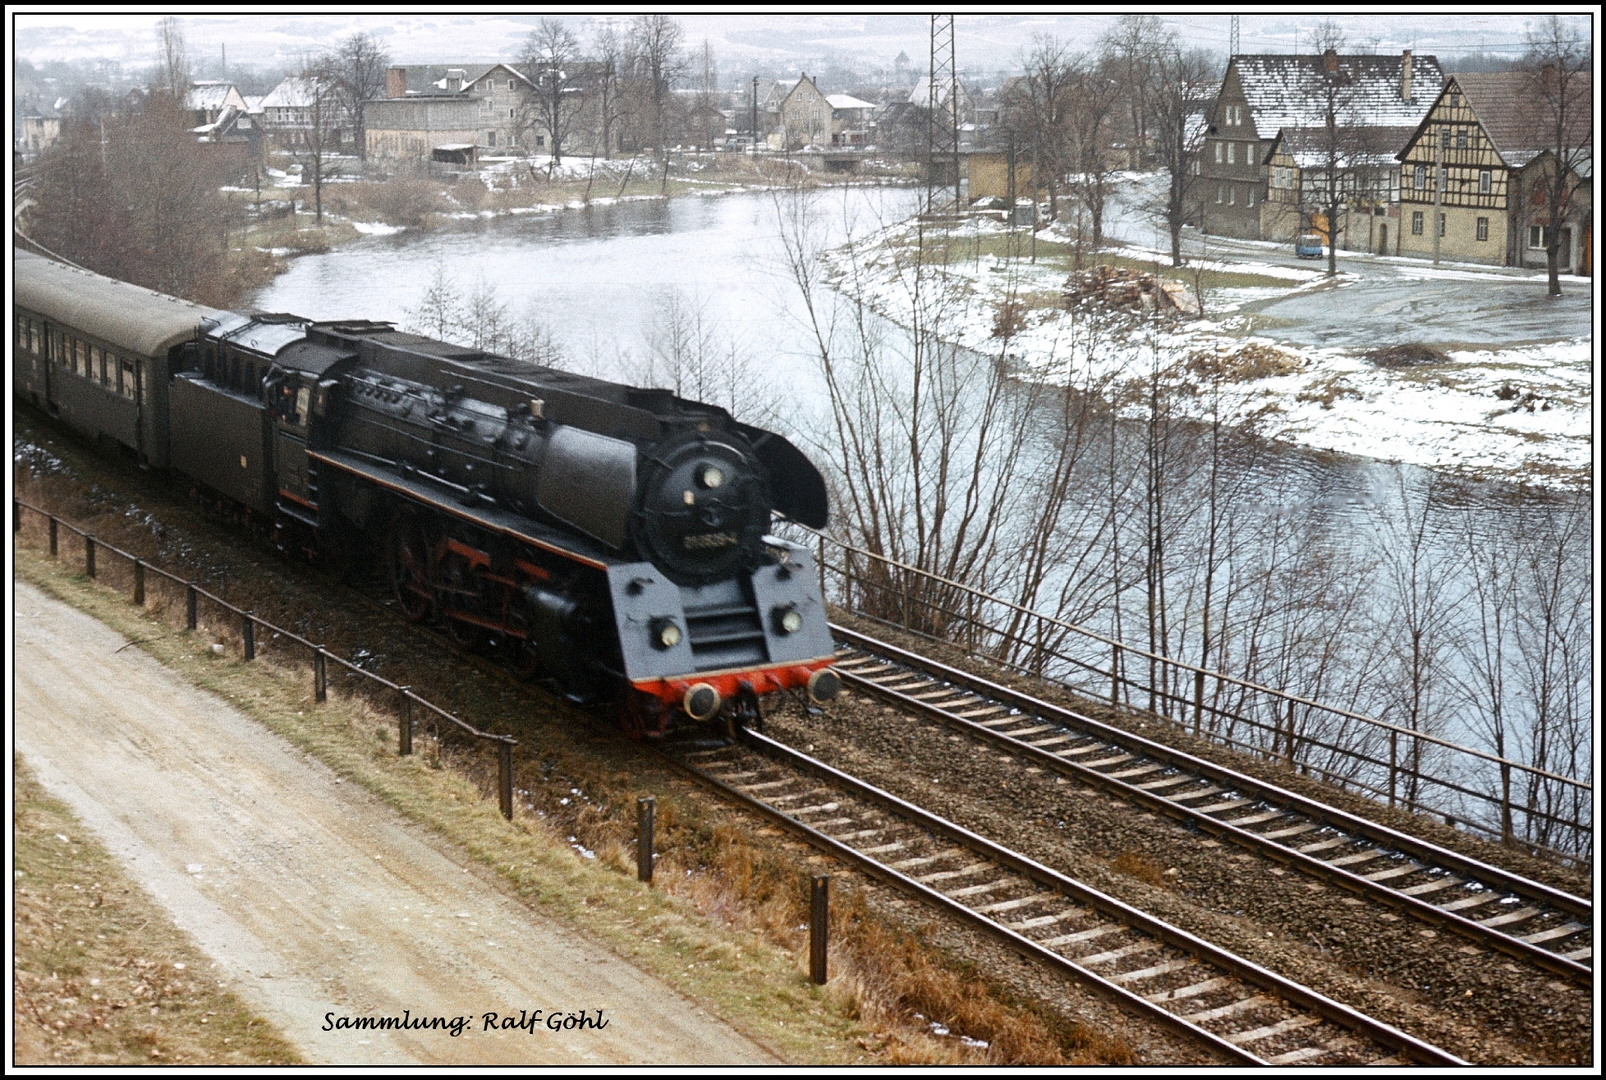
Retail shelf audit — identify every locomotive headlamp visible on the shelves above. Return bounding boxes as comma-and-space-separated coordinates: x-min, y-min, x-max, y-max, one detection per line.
650, 617, 682, 650
772, 604, 803, 635
696, 464, 725, 489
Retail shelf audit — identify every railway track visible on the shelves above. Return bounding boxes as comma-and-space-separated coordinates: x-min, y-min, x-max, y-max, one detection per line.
661, 728, 1467, 1066
828, 624, 1593, 987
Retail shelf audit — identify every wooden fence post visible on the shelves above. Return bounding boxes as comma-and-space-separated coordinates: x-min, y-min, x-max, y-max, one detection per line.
85, 536, 95, 578
186, 584, 198, 630
314, 648, 327, 703
398, 687, 413, 755
498, 740, 513, 820
242, 613, 255, 660
133, 559, 145, 606
809, 874, 830, 985
48, 516, 58, 557
637, 797, 655, 883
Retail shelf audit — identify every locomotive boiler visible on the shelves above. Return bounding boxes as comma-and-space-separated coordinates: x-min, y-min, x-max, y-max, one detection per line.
14, 250, 841, 735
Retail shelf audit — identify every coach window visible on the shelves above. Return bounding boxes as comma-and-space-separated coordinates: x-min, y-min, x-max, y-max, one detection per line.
120, 358, 138, 400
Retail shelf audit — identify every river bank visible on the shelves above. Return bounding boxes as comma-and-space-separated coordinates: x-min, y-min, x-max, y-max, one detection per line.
820, 211, 1591, 491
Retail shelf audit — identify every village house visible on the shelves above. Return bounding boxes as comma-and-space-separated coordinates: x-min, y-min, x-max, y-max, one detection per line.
183, 80, 246, 128
1262, 124, 1412, 250
259, 76, 347, 150
778, 74, 832, 150
1395, 72, 1593, 272
17, 95, 63, 160
1198, 50, 1442, 242
826, 93, 877, 147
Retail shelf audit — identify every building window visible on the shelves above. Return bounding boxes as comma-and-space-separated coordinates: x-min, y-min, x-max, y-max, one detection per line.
1413, 164, 1425, 189
1228, 184, 1236, 205
1247, 186, 1255, 207
487, 131, 496, 146
1412, 210, 1424, 235
508, 79, 516, 90
1215, 141, 1223, 164
535, 134, 545, 148
509, 107, 515, 118
1439, 213, 1446, 237
1216, 183, 1225, 204
1476, 216, 1489, 241
1529, 225, 1550, 249
1479, 170, 1490, 194
1227, 141, 1236, 164
1456, 130, 1466, 149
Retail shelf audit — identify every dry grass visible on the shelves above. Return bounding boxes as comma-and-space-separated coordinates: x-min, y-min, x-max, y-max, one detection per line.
13, 763, 301, 1065
1185, 344, 1304, 382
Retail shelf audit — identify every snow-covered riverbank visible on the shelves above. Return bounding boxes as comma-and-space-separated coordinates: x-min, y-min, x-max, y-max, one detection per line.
824, 215, 1591, 490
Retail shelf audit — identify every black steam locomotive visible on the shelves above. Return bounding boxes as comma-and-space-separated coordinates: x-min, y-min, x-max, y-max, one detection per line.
14, 250, 841, 735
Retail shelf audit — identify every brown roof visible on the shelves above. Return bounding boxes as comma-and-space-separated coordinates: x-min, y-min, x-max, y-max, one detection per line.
1449, 71, 1593, 167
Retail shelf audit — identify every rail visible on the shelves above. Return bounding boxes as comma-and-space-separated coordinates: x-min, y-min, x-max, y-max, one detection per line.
784, 524, 1591, 862
14, 498, 517, 819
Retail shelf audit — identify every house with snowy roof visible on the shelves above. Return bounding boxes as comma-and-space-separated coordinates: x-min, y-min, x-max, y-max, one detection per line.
1199, 49, 1442, 242
1395, 71, 1592, 272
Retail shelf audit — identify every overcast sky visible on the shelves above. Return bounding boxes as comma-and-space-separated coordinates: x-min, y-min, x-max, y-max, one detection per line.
13, 11, 1590, 77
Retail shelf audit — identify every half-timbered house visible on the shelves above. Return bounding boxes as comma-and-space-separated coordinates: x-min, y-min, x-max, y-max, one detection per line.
1199, 50, 1441, 241
1396, 72, 1592, 270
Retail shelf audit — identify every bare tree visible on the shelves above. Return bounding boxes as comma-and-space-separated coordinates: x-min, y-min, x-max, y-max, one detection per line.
1521, 16, 1592, 298
1065, 53, 1123, 248
293, 63, 345, 225
1000, 35, 1075, 223
629, 14, 687, 191
325, 32, 390, 162
1099, 14, 1169, 169
519, 18, 585, 167
153, 16, 190, 101
584, 19, 629, 159
1147, 46, 1216, 266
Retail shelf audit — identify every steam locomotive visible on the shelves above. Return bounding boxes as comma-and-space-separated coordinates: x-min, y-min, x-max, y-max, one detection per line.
14, 250, 841, 735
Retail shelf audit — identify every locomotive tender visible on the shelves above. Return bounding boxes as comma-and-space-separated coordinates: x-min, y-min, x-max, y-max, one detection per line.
14, 250, 841, 734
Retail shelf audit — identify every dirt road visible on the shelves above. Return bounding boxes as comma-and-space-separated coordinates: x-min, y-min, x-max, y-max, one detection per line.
13, 580, 776, 1065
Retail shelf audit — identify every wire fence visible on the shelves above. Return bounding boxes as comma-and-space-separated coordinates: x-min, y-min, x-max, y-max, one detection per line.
14, 498, 517, 819
789, 525, 1591, 864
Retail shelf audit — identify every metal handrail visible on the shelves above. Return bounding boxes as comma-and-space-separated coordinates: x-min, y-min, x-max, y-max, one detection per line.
796, 526, 1588, 793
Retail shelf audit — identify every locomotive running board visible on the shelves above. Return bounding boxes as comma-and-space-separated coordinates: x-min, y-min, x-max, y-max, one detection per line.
308, 448, 617, 571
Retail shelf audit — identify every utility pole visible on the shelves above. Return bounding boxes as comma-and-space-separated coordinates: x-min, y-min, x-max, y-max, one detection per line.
1432, 131, 1442, 264
1230, 16, 1240, 57
751, 75, 759, 154
926, 15, 960, 214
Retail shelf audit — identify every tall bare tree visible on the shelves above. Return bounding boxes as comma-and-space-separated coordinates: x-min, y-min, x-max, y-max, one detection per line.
519, 18, 585, 166
294, 63, 345, 225
1147, 46, 1216, 266
325, 32, 390, 162
153, 16, 190, 101
1000, 35, 1075, 223
1521, 16, 1592, 298
1065, 54, 1123, 247
629, 14, 687, 191
1099, 14, 1169, 168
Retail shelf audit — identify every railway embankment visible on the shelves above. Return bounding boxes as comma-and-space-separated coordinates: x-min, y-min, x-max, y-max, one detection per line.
11, 415, 1138, 1066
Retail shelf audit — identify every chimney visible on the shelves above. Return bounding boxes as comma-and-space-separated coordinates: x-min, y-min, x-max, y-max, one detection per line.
1322, 48, 1338, 74
386, 67, 406, 98
1401, 50, 1412, 101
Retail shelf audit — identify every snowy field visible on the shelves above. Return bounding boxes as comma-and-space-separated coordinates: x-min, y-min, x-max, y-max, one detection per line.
824, 214, 1591, 490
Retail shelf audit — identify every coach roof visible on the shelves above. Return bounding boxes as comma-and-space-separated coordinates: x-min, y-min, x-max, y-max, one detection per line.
13, 250, 225, 358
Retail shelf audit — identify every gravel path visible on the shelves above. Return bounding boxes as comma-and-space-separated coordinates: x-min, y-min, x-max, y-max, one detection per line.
14, 579, 775, 1066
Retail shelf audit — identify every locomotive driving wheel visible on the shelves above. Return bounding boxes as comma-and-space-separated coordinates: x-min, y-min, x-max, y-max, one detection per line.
389, 520, 434, 624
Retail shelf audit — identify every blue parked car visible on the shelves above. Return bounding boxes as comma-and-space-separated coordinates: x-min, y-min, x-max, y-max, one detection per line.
1295, 233, 1325, 258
